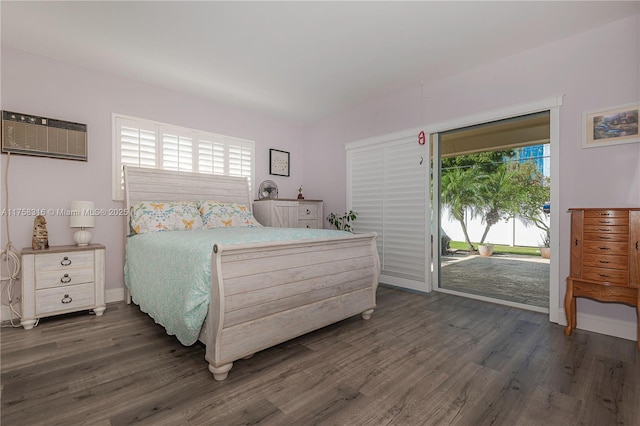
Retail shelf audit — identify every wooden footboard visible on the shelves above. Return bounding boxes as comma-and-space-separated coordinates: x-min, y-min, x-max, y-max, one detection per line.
203, 233, 379, 380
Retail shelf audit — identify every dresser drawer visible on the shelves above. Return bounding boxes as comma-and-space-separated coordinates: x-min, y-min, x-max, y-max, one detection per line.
298, 203, 319, 220
584, 223, 629, 234
584, 232, 629, 242
35, 282, 95, 316
583, 241, 628, 256
584, 210, 629, 219
582, 267, 628, 284
583, 253, 628, 270
298, 219, 319, 229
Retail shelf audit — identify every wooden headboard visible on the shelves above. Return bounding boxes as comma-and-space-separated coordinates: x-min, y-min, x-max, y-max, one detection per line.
123, 166, 253, 212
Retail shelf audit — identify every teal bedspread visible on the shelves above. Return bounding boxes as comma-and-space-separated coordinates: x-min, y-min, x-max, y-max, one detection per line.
124, 227, 352, 345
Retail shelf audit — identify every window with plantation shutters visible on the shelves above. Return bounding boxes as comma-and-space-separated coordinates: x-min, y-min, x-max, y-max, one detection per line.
347, 135, 429, 293
112, 114, 254, 200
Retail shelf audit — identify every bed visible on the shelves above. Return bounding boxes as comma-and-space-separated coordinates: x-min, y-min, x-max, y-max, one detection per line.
123, 166, 379, 381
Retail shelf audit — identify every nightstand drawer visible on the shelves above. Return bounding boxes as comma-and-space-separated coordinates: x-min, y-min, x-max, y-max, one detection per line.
36, 268, 95, 289
35, 251, 94, 271
35, 282, 95, 316
34, 251, 95, 289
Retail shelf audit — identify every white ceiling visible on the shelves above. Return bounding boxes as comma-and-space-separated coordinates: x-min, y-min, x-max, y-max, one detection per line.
2, 1, 638, 124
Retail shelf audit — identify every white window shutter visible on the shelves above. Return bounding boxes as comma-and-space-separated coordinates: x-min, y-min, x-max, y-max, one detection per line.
161, 129, 193, 172
348, 138, 427, 292
114, 117, 157, 200
113, 114, 255, 201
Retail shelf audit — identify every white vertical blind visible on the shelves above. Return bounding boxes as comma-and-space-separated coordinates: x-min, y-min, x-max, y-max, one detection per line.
348, 137, 428, 291
112, 114, 254, 200
350, 148, 384, 256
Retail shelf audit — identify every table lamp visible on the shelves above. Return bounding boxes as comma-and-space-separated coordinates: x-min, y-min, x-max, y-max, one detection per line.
70, 201, 95, 246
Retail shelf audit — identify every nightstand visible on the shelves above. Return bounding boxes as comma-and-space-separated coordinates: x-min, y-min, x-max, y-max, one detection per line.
20, 244, 106, 329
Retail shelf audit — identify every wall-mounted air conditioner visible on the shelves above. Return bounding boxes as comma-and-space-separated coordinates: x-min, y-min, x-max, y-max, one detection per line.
1, 110, 87, 161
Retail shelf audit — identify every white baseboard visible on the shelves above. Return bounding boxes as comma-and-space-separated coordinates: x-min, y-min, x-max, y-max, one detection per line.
558, 308, 638, 342
106, 288, 125, 304
2, 288, 127, 323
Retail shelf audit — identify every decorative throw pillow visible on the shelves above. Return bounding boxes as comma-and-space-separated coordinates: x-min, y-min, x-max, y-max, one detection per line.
130, 201, 203, 234
199, 201, 262, 229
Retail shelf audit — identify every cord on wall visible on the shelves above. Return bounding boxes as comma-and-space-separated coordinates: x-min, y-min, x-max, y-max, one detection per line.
1, 152, 23, 327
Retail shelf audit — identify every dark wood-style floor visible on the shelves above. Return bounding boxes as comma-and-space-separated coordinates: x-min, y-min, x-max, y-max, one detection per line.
2, 286, 638, 426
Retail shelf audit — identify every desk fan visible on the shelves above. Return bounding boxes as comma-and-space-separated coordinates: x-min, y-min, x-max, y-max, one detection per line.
258, 180, 278, 199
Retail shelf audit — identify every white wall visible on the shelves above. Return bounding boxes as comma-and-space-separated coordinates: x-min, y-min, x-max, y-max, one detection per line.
0, 47, 305, 302
305, 15, 640, 333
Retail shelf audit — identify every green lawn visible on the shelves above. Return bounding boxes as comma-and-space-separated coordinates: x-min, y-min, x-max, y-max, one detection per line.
449, 241, 540, 256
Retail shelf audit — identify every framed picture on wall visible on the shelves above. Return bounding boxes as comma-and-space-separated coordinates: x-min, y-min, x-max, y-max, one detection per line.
269, 149, 290, 176
583, 102, 639, 148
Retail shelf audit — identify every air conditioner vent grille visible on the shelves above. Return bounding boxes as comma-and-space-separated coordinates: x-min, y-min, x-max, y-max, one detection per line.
1, 111, 87, 161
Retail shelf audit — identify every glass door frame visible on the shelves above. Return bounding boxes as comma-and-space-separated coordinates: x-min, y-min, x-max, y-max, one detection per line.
428, 96, 563, 322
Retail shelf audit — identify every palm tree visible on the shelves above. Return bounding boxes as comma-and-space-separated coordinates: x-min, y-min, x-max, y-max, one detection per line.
475, 163, 521, 244
440, 165, 485, 251
440, 150, 549, 252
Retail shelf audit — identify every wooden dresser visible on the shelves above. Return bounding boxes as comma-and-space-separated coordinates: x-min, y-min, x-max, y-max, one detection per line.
564, 208, 639, 350
253, 199, 323, 229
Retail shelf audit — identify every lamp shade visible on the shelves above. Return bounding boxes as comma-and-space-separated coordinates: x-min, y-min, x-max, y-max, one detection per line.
69, 201, 95, 228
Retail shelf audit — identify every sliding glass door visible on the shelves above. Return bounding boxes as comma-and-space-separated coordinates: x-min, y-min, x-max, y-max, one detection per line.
434, 112, 551, 312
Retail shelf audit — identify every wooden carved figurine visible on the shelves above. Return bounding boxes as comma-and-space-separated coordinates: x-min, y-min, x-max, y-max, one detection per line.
32, 215, 49, 250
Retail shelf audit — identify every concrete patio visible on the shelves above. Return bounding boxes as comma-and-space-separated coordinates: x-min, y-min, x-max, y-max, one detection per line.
439, 253, 550, 308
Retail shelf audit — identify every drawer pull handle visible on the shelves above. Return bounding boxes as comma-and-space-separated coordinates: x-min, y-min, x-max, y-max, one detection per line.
599, 212, 613, 216
306, 209, 311, 215
598, 236, 611, 240
61, 294, 73, 304
575, 239, 579, 246
598, 220, 613, 224
598, 260, 610, 264
597, 228, 611, 232
60, 257, 71, 266
598, 247, 611, 251
60, 274, 71, 284
597, 273, 610, 278
306, 225, 311, 228
636, 241, 639, 251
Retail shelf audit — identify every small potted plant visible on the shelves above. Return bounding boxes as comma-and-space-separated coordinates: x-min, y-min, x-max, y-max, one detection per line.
326, 210, 357, 232
477, 243, 494, 257
297, 185, 304, 199
539, 231, 550, 259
